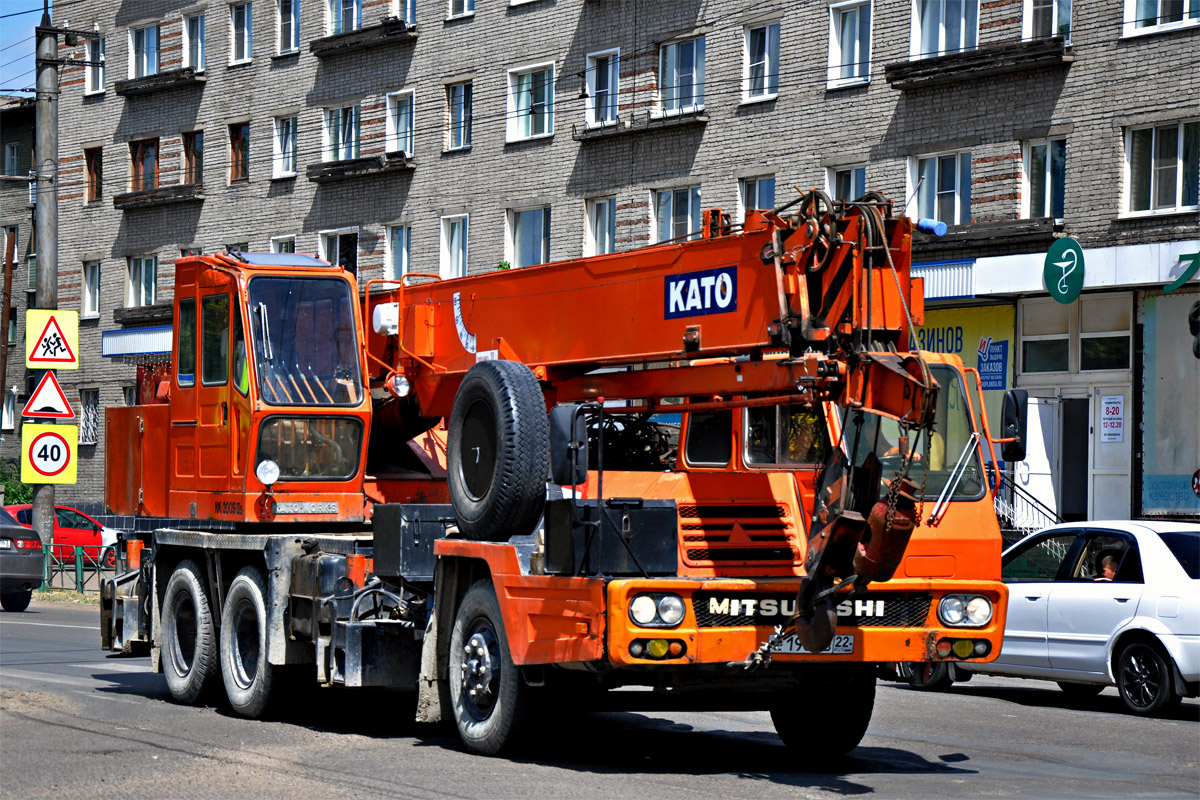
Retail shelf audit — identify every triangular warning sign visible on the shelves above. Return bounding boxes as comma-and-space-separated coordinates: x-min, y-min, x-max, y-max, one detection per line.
28, 315, 78, 366
22, 371, 75, 420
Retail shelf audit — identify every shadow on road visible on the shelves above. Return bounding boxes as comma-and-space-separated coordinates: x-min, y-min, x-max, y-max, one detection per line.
911, 682, 1200, 723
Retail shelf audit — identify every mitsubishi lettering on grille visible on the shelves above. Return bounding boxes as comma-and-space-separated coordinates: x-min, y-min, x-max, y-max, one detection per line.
706, 597, 886, 619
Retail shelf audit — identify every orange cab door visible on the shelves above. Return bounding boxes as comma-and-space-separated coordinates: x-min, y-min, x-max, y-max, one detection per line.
170, 287, 200, 504
195, 279, 235, 494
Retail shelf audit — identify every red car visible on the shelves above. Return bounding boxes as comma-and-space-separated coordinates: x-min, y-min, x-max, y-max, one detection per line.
4, 505, 118, 569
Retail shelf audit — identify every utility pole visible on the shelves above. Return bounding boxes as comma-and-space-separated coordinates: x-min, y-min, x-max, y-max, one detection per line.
32, 1, 58, 549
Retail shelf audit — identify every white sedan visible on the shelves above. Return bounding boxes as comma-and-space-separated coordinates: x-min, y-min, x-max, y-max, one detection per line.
912, 520, 1199, 716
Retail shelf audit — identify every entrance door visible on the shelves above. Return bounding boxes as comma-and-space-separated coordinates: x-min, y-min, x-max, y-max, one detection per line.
1016, 397, 1059, 517
1059, 398, 1089, 521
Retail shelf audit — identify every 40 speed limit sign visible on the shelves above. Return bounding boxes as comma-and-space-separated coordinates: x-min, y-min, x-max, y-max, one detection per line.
21, 424, 79, 484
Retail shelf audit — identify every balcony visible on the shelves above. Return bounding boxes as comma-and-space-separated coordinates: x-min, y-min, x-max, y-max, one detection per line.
306, 152, 413, 183
115, 67, 206, 97
913, 217, 1057, 258
885, 37, 1073, 91
572, 108, 708, 142
309, 17, 416, 58
113, 302, 172, 327
112, 183, 205, 210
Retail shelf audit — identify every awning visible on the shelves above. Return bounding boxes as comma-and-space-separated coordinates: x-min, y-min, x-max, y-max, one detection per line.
101, 325, 172, 364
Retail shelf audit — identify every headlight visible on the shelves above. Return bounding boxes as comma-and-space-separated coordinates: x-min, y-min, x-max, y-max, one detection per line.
965, 596, 993, 626
657, 595, 685, 626
938, 594, 992, 627
630, 595, 658, 626
255, 459, 280, 486
628, 593, 685, 628
938, 596, 966, 625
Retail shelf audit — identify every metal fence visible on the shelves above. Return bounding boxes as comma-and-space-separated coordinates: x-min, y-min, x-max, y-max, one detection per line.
37, 544, 117, 593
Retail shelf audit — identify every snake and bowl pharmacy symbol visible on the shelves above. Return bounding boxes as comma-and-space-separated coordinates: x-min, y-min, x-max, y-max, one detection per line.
1043, 238, 1085, 305
20, 424, 79, 484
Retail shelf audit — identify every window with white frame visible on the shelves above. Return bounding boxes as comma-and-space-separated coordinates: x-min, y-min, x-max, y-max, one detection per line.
3, 144, 17, 176
279, 0, 300, 52
914, 152, 972, 225
829, 1, 871, 86
447, 82, 472, 149
1125, 121, 1199, 214
2, 227, 15, 261
2, 391, 15, 432
85, 37, 106, 93
184, 15, 205, 70
1025, 0, 1071, 40
1124, 0, 1199, 36
82, 261, 100, 318
441, 215, 468, 278
449, 0, 475, 19
740, 176, 775, 221
586, 50, 619, 127
660, 37, 705, 114
655, 186, 702, 243
1020, 295, 1132, 374
400, 0, 417, 26
912, 0, 978, 58
329, 0, 361, 34
511, 207, 551, 268
80, 390, 100, 445
508, 65, 554, 141
1024, 139, 1066, 220
386, 91, 415, 156
321, 229, 359, 274
324, 106, 361, 161
129, 25, 160, 77
387, 225, 412, 279
231, 3, 253, 63
743, 22, 780, 101
587, 197, 616, 255
273, 116, 298, 177
126, 255, 157, 307
25, 253, 36, 300
7, 306, 16, 344
830, 165, 866, 201
270, 235, 296, 253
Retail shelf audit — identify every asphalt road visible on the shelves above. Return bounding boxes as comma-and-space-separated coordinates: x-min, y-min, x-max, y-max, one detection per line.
1, 601, 1197, 799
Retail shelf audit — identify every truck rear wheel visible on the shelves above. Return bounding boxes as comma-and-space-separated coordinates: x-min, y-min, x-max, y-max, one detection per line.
769, 667, 876, 761
161, 560, 217, 704
220, 567, 274, 718
448, 580, 528, 755
447, 360, 549, 542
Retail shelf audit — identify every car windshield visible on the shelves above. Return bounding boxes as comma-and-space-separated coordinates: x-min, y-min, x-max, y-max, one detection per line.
248, 277, 362, 406
1158, 531, 1199, 579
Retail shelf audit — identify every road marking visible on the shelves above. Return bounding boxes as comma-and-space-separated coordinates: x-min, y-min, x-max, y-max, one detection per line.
0, 621, 96, 630
66, 662, 147, 673
71, 689, 142, 705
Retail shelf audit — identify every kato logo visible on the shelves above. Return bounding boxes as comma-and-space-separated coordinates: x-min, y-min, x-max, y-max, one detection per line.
664, 265, 737, 320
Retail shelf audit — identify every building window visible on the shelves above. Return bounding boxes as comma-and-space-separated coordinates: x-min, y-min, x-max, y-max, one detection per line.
329, 0, 361, 34
8, 307, 17, 344
1025, 0, 1071, 40
1126, 121, 1199, 213
130, 138, 159, 191
82, 261, 100, 318
324, 106, 361, 162
1080, 295, 1132, 371
440, 215, 468, 278
1020, 295, 1133, 374
126, 256, 157, 307
2, 391, 14, 432
279, 0, 300, 52
184, 15, 206, 70
586, 50, 619, 127
85, 37, 106, 92
449, 0, 475, 19
655, 186, 702, 243
386, 91, 415, 156
184, 131, 204, 184
387, 225, 412, 279
1024, 139, 1066, 220
660, 37, 705, 115
447, 81, 472, 149
1125, 0, 1199, 35
831, 165, 866, 201
181, 247, 203, 256
400, 0, 417, 26
511, 207, 550, 268
1020, 297, 1068, 373
829, 1, 871, 87
85, 147, 103, 202
25, 253, 36, 298
231, 3, 253, 63
321, 229, 359, 275
743, 22, 780, 100
229, 123, 250, 182
79, 390, 100, 445
508, 65, 554, 141
741, 176, 776, 221
3, 144, 17, 176
915, 152, 972, 225
226, 241, 249, 253
913, 0, 978, 58
130, 25, 160, 78
587, 197, 616, 256
270, 235, 296, 253
123, 387, 137, 406
273, 116, 298, 177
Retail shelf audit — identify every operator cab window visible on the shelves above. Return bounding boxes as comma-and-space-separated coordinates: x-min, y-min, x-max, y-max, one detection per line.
745, 403, 827, 466
177, 298, 196, 387
201, 295, 230, 386
685, 409, 732, 466
1001, 531, 1079, 583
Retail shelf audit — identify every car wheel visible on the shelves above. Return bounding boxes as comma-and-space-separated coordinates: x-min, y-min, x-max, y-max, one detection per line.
909, 661, 953, 691
220, 567, 274, 719
1, 589, 33, 612
161, 560, 217, 704
1115, 640, 1181, 716
103, 547, 117, 569
1056, 681, 1104, 699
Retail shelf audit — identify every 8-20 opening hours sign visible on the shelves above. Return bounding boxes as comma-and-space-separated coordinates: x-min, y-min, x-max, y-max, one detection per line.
1100, 395, 1124, 444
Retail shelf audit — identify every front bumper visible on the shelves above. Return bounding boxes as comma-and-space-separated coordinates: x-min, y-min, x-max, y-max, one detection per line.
0, 551, 44, 593
606, 578, 1008, 667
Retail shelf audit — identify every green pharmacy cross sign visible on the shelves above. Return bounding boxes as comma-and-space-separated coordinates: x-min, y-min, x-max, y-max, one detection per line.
1165, 251, 1199, 293
1043, 237, 1085, 304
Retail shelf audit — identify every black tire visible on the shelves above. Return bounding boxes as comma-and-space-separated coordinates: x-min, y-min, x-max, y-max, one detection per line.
0, 589, 32, 612
1115, 640, 1181, 717
220, 567, 274, 718
1057, 681, 1105, 699
770, 667, 876, 760
448, 580, 528, 756
161, 560, 217, 704
447, 360, 549, 542
909, 661, 953, 691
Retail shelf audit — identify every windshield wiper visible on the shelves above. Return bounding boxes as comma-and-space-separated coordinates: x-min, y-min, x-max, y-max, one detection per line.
926, 431, 979, 527
255, 302, 274, 361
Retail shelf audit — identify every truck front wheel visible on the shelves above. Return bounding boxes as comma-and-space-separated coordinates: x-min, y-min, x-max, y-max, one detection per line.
161, 560, 217, 704
769, 667, 876, 761
448, 580, 528, 755
220, 567, 274, 718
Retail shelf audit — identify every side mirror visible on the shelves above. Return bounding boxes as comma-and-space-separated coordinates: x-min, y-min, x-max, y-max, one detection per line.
548, 404, 588, 486
1000, 389, 1028, 462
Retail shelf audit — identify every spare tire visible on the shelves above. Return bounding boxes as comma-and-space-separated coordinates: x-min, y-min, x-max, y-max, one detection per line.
448, 360, 549, 541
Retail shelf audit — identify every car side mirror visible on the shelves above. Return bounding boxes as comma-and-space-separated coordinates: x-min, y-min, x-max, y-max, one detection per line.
548, 404, 588, 486
1000, 389, 1028, 462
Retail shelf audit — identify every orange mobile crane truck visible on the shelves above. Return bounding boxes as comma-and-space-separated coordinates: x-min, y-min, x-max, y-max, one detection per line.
101, 191, 1027, 758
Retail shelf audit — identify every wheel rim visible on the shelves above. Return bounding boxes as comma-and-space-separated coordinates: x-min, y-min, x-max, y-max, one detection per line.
459, 619, 500, 721
168, 590, 197, 677
459, 399, 498, 501
229, 598, 260, 690
1120, 645, 1162, 709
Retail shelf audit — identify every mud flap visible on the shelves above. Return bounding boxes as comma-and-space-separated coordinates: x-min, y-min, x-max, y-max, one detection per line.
415, 609, 443, 723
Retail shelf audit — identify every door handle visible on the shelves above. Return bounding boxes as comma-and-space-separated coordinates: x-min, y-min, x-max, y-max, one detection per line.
221, 402, 228, 427
1115, 597, 1131, 603
1024, 594, 1043, 601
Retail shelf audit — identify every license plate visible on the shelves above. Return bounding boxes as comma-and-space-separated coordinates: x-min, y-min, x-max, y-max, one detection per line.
0, 539, 10, 549
774, 633, 855, 655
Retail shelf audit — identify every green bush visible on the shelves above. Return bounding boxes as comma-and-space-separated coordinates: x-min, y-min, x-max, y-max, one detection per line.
0, 460, 32, 505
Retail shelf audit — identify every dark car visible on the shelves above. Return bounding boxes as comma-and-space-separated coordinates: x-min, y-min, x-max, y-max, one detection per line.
0, 506, 43, 612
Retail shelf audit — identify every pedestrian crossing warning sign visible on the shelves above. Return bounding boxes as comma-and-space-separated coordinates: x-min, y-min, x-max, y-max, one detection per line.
25, 309, 79, 369
22, 371, 75, 419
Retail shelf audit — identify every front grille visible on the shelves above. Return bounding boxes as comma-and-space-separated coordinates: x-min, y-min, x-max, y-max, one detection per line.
677, 504, 799, 566
691, 591, 933, 628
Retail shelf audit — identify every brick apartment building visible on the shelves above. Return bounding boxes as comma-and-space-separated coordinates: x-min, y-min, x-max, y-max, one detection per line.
1, 0, 1196, 519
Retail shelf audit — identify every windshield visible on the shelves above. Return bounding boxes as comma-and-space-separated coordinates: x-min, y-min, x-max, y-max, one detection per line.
248, 277, 363, 406
843, 364, 984, 502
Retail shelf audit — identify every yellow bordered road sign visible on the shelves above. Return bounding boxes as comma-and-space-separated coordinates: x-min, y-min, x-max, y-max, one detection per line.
26, 309, 79, 369
21, 423, 79, 484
